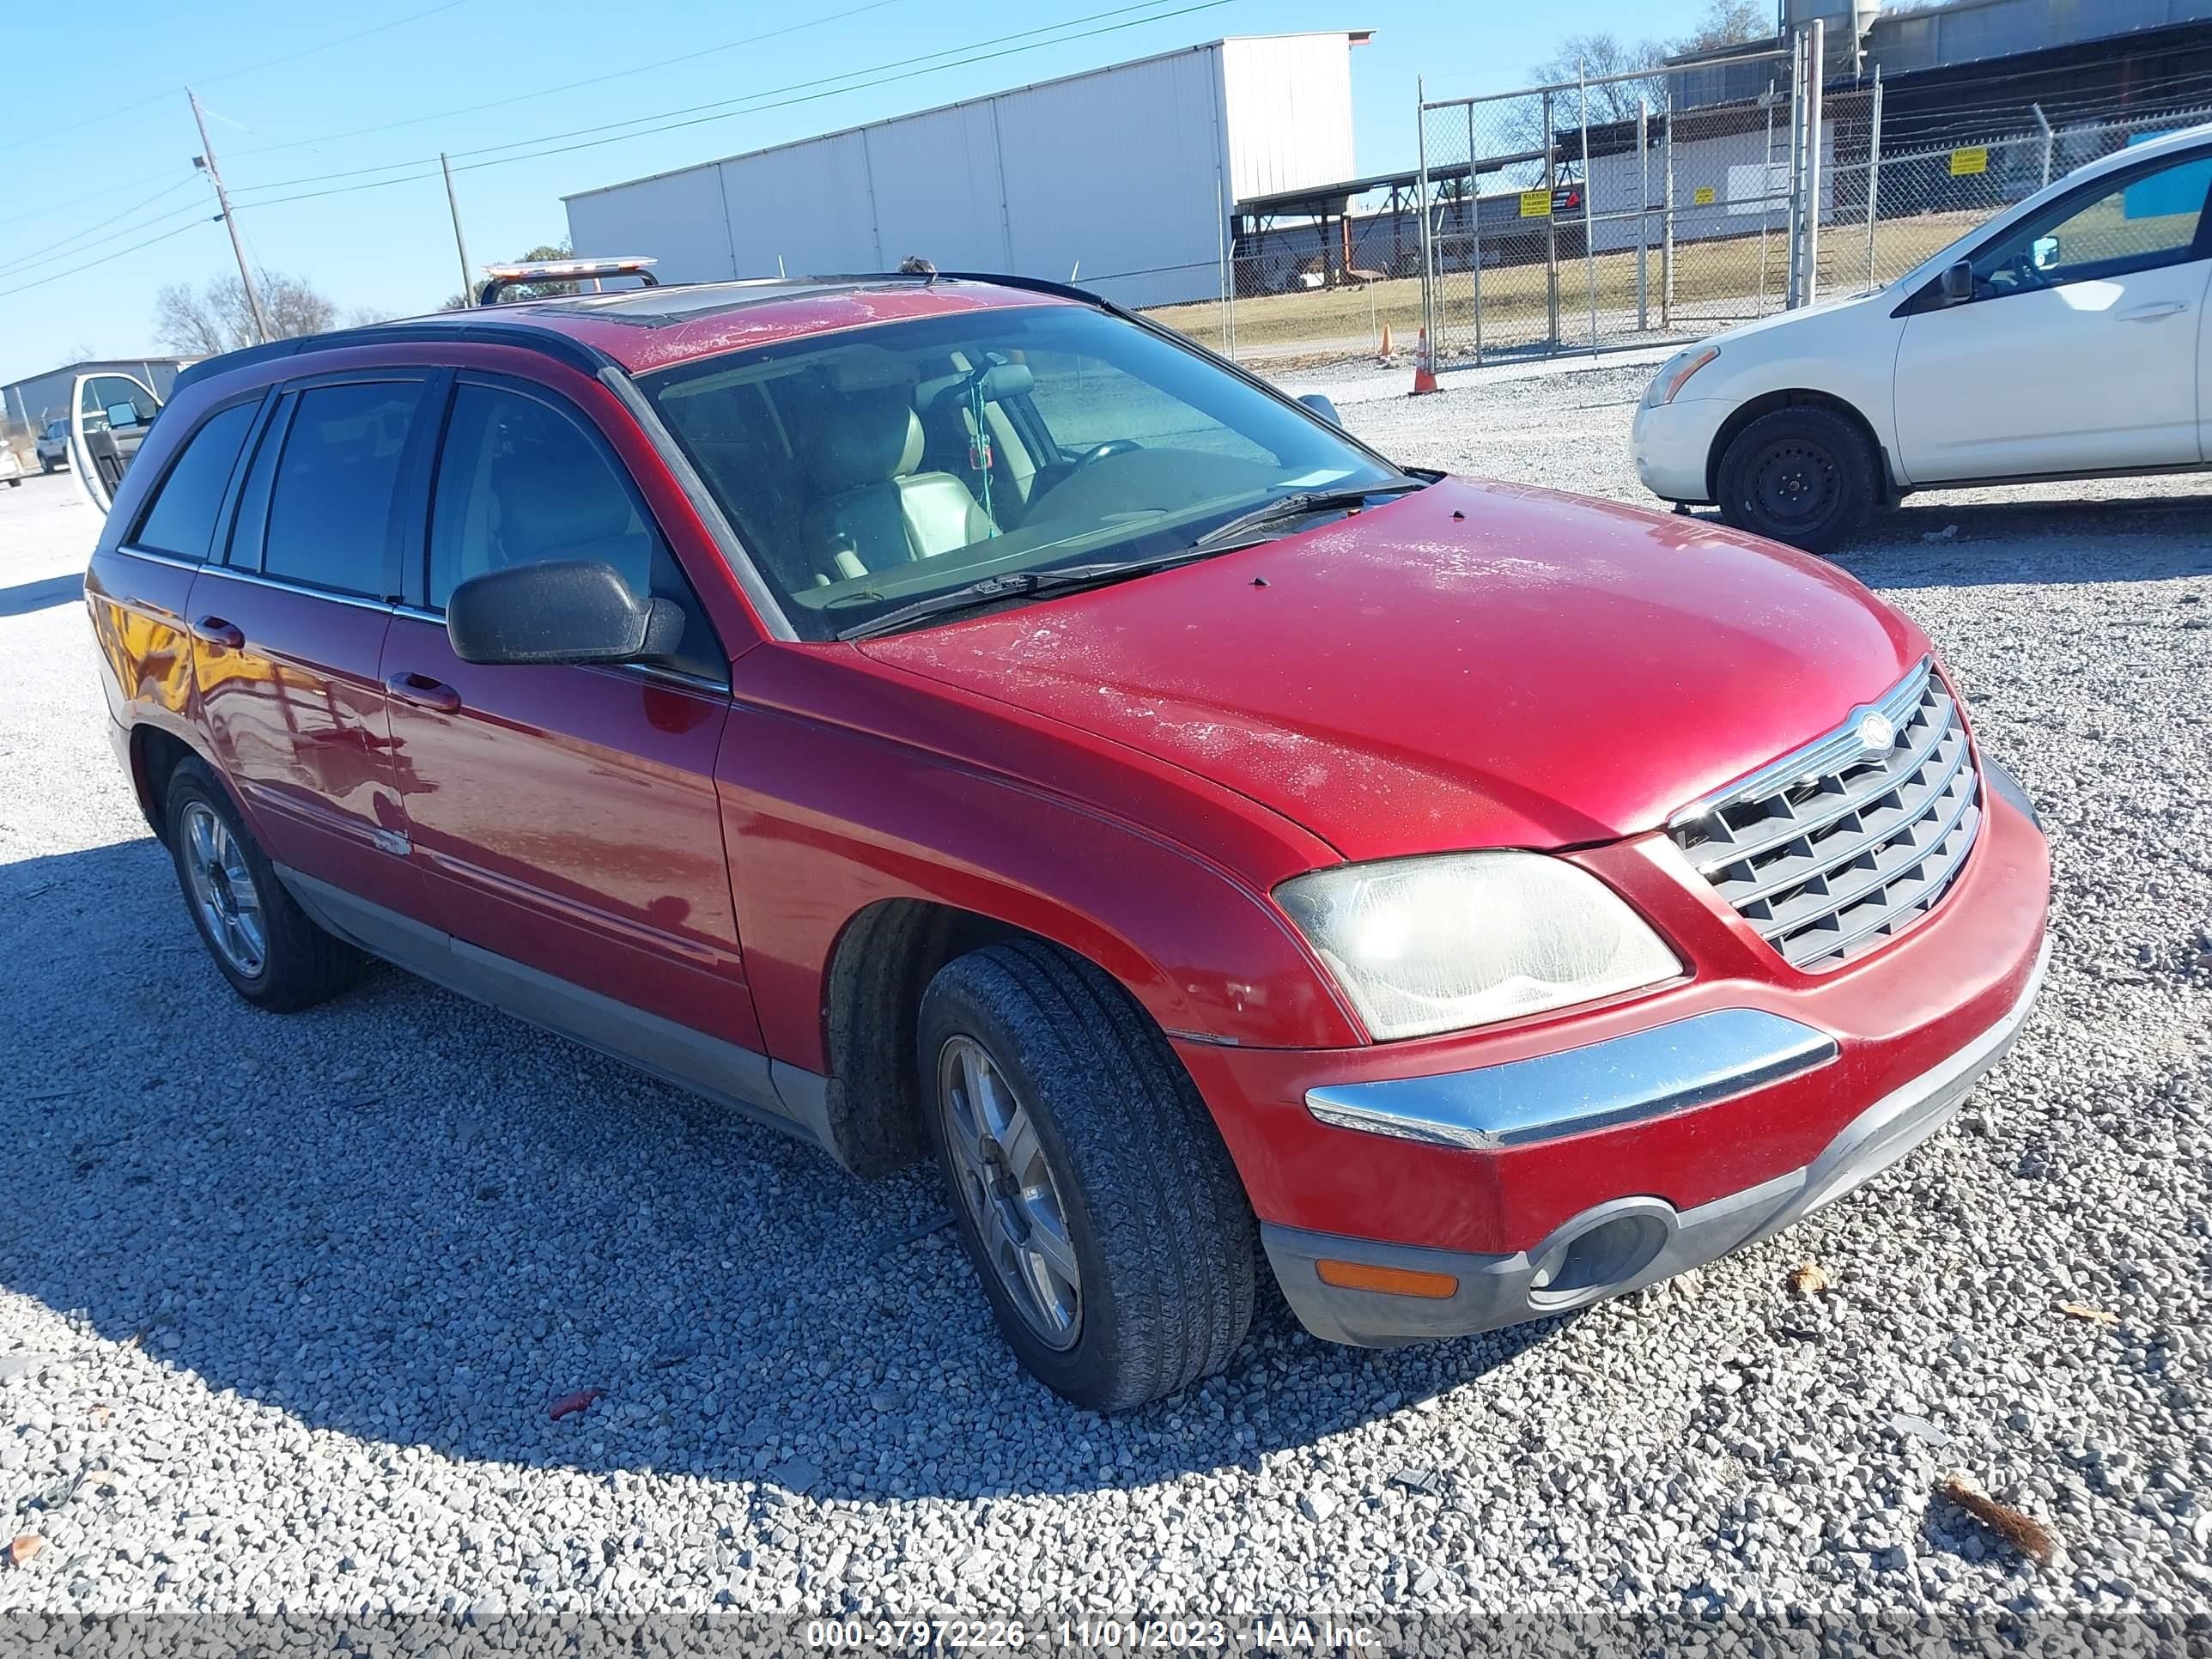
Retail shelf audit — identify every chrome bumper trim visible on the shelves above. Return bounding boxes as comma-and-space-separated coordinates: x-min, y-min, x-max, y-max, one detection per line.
1268, 934, 2051, 1348
1304, 1007, 1838, 1151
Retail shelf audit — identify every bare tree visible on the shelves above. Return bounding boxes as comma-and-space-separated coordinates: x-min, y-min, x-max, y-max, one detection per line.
1500, 33, 1668, 175
1529, 32, 1671, 128
1678, 0, 1778, 53
155, 270, 340, 356
1509, 2, 1779, 169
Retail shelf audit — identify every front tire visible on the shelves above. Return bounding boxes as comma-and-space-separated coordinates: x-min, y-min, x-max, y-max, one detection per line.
1715, 405, 1877, 553
164, 759, 361, 1012
919, 939, 1257, 1411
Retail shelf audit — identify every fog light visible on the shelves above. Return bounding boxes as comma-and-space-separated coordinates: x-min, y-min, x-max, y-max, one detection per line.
1316, 1260, 1459, 1299
1528, 1212, 1668, 1307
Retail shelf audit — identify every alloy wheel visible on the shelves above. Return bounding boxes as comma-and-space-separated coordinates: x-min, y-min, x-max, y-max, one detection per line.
935, 1034, 1082, 1348
179, 801, 267, 978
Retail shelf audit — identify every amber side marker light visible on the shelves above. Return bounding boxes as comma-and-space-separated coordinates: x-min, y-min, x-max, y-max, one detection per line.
1315, 1260, 1459, 1299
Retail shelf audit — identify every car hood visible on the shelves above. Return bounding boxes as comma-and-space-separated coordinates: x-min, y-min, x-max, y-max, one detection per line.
1700, 284, 1893, 349
859, 476, 1924, 862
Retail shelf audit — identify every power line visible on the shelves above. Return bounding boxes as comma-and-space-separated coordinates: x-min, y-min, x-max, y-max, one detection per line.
230, 0, 915, 160
0, 178, 203, 281
0, 201, 210, 287
0, 0, 1230, 307
196, 0, 466, 89
0, 0, 467, 161
0, 166, 198, 233
231, 0, 1231, 210
229, 0, 1200, 197
0, 219, 209, 303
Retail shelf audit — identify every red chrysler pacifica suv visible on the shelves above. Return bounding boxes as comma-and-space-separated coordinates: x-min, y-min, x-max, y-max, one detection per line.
85, 272, 2051, 1409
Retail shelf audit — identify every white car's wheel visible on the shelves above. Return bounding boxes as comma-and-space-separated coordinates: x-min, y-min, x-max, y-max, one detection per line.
1716, 406, 1878, 554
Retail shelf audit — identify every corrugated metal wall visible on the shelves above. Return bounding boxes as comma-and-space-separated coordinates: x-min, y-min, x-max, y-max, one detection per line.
990, 45, 1229, 307
1219, 35, 1358, 202
564, 35, 1355, 312
1875, 0, 2212, 73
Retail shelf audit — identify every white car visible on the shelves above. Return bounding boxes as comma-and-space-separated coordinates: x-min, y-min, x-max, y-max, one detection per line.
0, 445, 21, 488
1632, 121, 2212, 550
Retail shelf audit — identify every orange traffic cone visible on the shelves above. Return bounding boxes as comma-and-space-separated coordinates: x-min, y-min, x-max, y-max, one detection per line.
1376, 321, 1393, 363
1411, 325, 1439, 395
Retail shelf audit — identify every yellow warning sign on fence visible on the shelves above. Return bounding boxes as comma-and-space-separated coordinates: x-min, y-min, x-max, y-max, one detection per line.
1519, 188, 1552, 217
1950, 146, 1989, 176
1692, 185, 1717, 206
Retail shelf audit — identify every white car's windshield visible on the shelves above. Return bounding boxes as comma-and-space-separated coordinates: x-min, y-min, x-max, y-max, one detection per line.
641, 302, 1405, 641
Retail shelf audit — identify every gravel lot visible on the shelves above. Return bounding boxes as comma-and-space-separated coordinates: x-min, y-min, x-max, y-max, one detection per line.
4, 365, 2212, 1638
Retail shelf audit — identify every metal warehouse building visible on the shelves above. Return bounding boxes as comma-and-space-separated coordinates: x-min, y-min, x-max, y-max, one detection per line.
563, 33, 1367, 310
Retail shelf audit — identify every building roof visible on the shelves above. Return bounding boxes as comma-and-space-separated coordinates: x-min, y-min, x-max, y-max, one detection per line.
562, 33, 1372, 202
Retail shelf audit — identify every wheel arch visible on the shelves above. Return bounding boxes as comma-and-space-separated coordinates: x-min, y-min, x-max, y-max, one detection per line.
811, 890, 1298, 1184
128, 723, 202, 840
1705, 388, 1894, 505
816, 896, 1024, 1176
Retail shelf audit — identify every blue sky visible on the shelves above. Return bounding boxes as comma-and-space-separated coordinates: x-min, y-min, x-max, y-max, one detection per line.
0, 0, 1699, 384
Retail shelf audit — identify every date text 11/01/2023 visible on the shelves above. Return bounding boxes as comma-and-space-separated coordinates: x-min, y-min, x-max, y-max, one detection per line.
804, 1616, 1386, 1650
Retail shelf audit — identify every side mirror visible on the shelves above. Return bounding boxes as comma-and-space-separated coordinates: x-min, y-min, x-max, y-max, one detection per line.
104, 401, 144, 430
1297, 392, 1344, 427
446, 559, 683, 666
1939, 261, 1975, 305
2031, 234, 2061, 271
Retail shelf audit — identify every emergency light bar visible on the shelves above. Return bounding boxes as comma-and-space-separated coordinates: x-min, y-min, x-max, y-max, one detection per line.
476, 257, 659, 307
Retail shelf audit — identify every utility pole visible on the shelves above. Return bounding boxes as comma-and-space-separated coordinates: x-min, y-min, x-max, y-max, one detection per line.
187, 88, 271, 344
441, 153, 476, 305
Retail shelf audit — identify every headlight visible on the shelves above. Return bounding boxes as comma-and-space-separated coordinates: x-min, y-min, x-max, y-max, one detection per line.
1275, 853, 1682, 1041
1642, 345, 1720, 408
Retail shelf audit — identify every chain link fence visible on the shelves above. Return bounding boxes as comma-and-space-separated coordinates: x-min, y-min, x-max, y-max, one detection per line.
1821, 94, 2212, 298
1125, 33, 2212, 378
1407, 35, 2212, 376
1415, 48, 1797, 368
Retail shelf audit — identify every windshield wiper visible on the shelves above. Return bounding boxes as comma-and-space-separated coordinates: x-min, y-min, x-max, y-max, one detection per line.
838, 477, 1430, 641
1188, 476, 1428, 552
838, 550, 1219, 641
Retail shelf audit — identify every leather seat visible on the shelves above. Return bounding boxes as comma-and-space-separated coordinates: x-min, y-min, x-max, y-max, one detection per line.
806, 386, 992, 579
491, 443, 650, 580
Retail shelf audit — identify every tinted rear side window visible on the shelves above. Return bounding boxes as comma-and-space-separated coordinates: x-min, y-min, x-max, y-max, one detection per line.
427, 383, 726, 681
132, 402, 258, 561
262, 381, 425, 598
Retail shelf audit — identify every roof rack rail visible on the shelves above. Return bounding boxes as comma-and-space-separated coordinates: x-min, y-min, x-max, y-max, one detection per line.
169, 317, 615, 397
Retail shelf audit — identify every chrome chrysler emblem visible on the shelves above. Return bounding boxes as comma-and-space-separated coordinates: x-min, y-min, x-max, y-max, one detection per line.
1855, 710, 1896, 756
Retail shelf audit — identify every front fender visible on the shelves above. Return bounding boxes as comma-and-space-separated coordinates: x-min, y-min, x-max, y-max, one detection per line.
715, 659, 1367, 1072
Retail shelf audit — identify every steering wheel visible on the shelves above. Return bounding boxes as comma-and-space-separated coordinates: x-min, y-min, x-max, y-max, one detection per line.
1991, 250, 2044, 294
1071, 439, 1142, 471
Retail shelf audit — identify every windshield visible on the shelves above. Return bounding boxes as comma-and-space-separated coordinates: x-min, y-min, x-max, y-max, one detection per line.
640, 303, 1402, 641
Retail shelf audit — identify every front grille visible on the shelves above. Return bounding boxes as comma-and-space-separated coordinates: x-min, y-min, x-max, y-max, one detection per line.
1668, 661, 1983, 973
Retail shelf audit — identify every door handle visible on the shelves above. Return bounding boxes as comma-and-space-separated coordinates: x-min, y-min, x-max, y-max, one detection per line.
190, 615, 245, 649
384, 671, 463, 714
2118, 301, 2189, 321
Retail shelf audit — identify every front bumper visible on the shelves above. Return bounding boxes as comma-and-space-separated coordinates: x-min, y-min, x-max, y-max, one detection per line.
1266, 933, 2048, 1346
1630, 396, 1728, 504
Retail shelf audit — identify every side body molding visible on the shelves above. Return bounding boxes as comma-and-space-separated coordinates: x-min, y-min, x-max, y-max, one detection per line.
275, 866, 834, 1156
